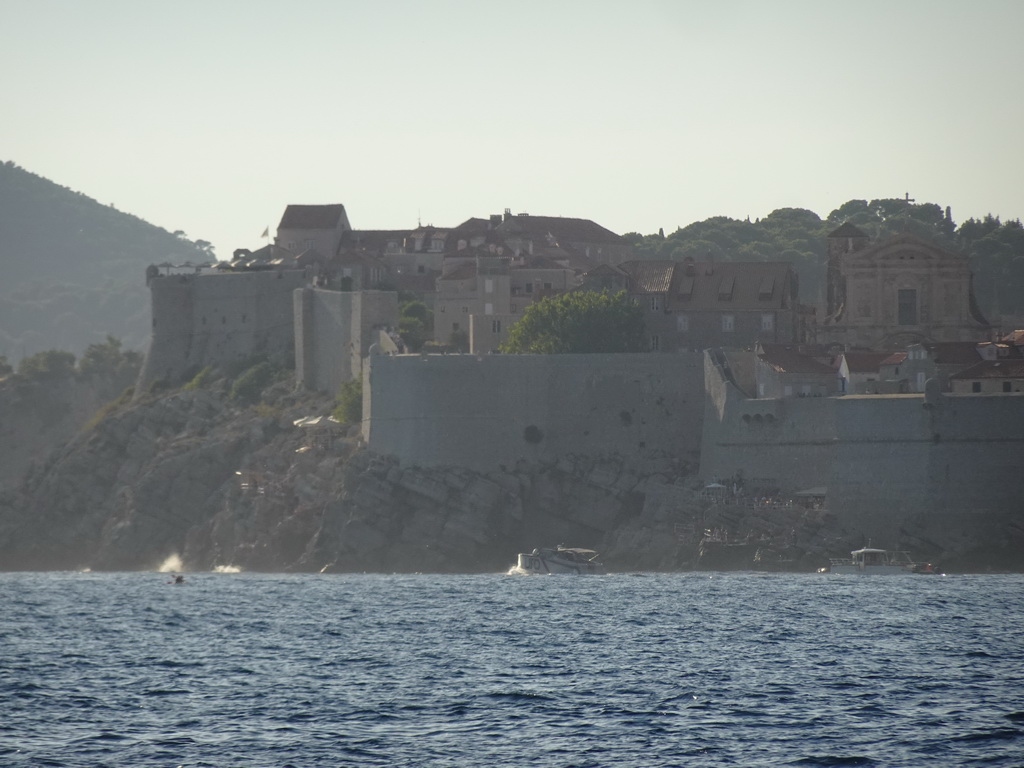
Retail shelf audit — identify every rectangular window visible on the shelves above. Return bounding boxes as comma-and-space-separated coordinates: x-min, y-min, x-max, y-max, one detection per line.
485, 278, 494, 294
761, 313, 774, 331
972, 381, 981, 393
722, 314, 735, 332
650, 296, 661, 312
526, 283, 534, 294
462, 306, 468, 313
898, 289, 917, 325
650, 335, 660, 351
1003, 381, 1012, 393
492, 320, 501, 334
544, 282, 552, 290
677, 314, 689, 332
484, 302, 493, 315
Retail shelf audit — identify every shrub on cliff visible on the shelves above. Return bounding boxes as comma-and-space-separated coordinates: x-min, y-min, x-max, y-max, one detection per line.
183, 366, 214, 391
78, 336, 142, 391
18, 350, 77, 381
333, 377, 362, 423
82, 386, 135, 432
230, 362, 278, 404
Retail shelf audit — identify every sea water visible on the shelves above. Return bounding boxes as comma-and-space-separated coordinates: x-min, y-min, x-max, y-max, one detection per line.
1, 571, 1022, 767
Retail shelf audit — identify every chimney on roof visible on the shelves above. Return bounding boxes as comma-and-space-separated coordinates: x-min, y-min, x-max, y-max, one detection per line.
504, 208, 512, 223
489, 214, 501, 229
684, 256, 696, 277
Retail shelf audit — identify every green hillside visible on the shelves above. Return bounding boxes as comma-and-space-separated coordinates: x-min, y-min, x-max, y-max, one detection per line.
0, 161, 209, 362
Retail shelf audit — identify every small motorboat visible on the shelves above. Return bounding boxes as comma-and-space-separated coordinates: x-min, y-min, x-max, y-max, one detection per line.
829, 547, 932, 575
514, 546, 606, 575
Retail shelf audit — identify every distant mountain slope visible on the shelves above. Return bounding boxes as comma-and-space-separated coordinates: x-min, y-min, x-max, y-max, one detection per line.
0, 161, 210, 362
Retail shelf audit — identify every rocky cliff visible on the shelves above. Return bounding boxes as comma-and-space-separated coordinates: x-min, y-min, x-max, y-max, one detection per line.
0, 375, 1019, 573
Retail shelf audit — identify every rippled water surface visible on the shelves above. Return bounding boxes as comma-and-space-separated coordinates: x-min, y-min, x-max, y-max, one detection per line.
2, 571, 1023, 767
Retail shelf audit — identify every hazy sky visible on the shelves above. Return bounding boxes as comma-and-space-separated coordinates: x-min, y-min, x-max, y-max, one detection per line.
5, 0, 1023, 260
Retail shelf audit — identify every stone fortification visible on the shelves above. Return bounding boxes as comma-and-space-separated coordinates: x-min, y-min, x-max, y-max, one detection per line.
1, 368, 1019, 573
294, 287, 400, 393
136, 269, 309, 391
363, 351, 706, 473
701, 350, 1024, 545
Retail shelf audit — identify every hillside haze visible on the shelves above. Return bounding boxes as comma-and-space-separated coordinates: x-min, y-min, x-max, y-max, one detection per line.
0, 161, 211, 363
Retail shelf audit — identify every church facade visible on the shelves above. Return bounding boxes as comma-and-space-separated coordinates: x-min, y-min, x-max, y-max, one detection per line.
820, 224, 991, 350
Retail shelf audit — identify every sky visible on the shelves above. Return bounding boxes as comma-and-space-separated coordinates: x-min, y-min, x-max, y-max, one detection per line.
4, 0, 1024, 260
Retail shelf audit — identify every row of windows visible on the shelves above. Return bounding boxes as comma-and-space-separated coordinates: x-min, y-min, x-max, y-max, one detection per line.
972, 381, 1016, 393
673, 314, 774, 332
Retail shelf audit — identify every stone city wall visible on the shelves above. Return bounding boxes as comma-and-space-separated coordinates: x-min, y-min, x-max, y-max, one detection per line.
363, 352, 706, 472
700, 350, 1024, 541
294, 287, 399, 394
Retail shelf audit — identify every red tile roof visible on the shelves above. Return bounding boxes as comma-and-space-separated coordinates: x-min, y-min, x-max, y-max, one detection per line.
924, 342, 984, 365
827, 222, 869, 239
439, 262, 477, 281
499, 214, 624, 245
668, 261, 794, 311
618, 261, 675, 293
758, 347, 837, 376
949, 360, 1024, 379
1001, 329, 1024, 345
840, 352, 892, 373
880, 352, 908, 366
279, 204, 348, 230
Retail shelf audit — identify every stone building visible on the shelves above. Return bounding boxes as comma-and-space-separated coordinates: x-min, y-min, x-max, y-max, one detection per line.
276, 204, 352, 257
821, 224, 991, 349
949, 359, 1024, 393
755, 344, 839, 398
581, 258, 813, 352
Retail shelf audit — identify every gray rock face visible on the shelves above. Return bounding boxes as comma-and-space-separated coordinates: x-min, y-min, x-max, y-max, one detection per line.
0, 378, 1019, 573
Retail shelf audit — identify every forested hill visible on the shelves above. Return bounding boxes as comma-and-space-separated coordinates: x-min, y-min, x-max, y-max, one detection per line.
0, 161, 211, 363
623, 200, 1024, 324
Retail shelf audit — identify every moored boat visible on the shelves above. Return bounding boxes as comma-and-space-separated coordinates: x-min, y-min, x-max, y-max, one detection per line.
514, 546, 606, 575
829, 547, 935, 575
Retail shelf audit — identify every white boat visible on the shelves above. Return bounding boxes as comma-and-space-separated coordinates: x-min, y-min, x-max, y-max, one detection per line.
514, 546, 606, 575
829, 547, 934, 575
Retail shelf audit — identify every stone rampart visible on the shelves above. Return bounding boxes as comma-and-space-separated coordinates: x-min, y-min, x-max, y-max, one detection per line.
700, 350, 1024, 541
137, 269, 308, 391
364, 352, 706, 472
294, 288, 399, 393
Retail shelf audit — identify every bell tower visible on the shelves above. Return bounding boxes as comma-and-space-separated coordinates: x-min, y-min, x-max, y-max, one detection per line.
824, 222, 869, 320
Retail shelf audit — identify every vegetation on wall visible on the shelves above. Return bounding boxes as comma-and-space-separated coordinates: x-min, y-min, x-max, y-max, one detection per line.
398, 300, 432, 353
501, 290, 645, 354
230, 361, 280, 404
333, 377, 363, 423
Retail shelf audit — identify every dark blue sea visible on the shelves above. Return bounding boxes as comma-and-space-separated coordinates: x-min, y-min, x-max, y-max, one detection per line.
2, 571, 1022, 767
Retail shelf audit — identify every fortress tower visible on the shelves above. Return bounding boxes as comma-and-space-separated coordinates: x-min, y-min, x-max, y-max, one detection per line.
136, 267, 310, 393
